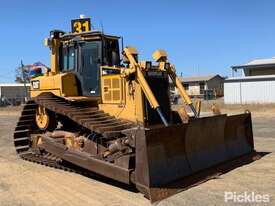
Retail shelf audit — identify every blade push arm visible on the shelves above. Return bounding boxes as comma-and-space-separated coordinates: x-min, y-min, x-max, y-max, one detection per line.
167, 65, 199, 118
152, 50, 199, 118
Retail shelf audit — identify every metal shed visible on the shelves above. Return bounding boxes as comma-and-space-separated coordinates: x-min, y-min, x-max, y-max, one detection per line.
231, 57, 275, 77
224, 75, 275, 104
0, 83, 30, 105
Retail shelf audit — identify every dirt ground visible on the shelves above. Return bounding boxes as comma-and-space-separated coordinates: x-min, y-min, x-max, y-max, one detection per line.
0, 106, 274, 206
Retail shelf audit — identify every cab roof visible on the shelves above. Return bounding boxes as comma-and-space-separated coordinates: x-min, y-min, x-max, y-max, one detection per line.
61, 30, 120, 41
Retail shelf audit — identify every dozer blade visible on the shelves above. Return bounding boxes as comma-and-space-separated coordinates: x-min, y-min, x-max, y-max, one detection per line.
135, 113, 256, 203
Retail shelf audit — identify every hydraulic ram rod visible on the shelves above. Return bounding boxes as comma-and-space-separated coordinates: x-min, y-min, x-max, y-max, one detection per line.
123, 47, 169, 126
168, 67, 199, 118
136, 68, 169, 126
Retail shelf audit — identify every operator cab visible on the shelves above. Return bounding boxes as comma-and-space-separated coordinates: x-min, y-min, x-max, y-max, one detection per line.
56, 18, 121, 96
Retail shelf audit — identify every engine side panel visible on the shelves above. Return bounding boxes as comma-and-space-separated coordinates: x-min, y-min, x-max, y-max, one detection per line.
30, 72, 78, 98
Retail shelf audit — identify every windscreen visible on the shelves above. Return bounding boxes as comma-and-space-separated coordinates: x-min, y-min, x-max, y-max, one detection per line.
80, 41, 101, 96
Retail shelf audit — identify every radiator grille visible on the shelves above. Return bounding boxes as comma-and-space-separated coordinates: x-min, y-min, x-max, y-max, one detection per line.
102, 76, 122, 103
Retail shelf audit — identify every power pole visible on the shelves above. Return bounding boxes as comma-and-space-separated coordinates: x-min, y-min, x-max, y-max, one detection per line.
21, 60, 28, 103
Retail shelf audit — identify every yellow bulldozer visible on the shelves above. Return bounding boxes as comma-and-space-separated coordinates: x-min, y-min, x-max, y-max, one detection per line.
14, 17, 256, 202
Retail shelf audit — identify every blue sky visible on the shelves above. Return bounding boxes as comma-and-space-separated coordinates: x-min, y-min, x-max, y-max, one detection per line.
1, 0, 275, 82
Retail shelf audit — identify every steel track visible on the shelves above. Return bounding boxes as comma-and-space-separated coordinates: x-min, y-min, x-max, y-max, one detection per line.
13, 101, 81, 173
13, 94, 136, 175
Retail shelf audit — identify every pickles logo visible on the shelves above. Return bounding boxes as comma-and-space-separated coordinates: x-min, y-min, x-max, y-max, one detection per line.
224, 191, 270, 203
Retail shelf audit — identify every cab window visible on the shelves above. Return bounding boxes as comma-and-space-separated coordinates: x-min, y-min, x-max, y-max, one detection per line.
62, 46, 76, 71
103, 39, 120, 66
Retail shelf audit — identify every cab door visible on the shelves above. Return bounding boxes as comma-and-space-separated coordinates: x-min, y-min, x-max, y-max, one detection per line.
79, 41, 101, 96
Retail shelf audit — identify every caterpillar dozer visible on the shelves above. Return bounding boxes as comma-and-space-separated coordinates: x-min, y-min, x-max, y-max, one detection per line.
14, 17, 256, 202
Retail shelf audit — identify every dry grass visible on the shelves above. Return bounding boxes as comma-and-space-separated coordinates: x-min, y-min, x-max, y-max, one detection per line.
201, 98, 275, 112
173, 98, 275, 117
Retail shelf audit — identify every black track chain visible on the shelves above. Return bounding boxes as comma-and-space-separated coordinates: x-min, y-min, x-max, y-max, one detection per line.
13, 101, 92, 176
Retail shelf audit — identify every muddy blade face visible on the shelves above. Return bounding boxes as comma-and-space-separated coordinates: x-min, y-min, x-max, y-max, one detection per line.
135, 113, 254, 202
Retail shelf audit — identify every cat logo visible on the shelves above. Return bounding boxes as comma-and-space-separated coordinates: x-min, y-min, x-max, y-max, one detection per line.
31, 80, 40, 89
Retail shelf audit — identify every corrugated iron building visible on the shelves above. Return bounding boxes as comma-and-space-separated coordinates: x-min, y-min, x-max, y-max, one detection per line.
225, 57, 275, 104
0, 83, 30, 105
224, 75, 275, 104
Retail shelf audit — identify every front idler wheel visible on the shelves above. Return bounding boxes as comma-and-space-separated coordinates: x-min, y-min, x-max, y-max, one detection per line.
35, 105, 57, 131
